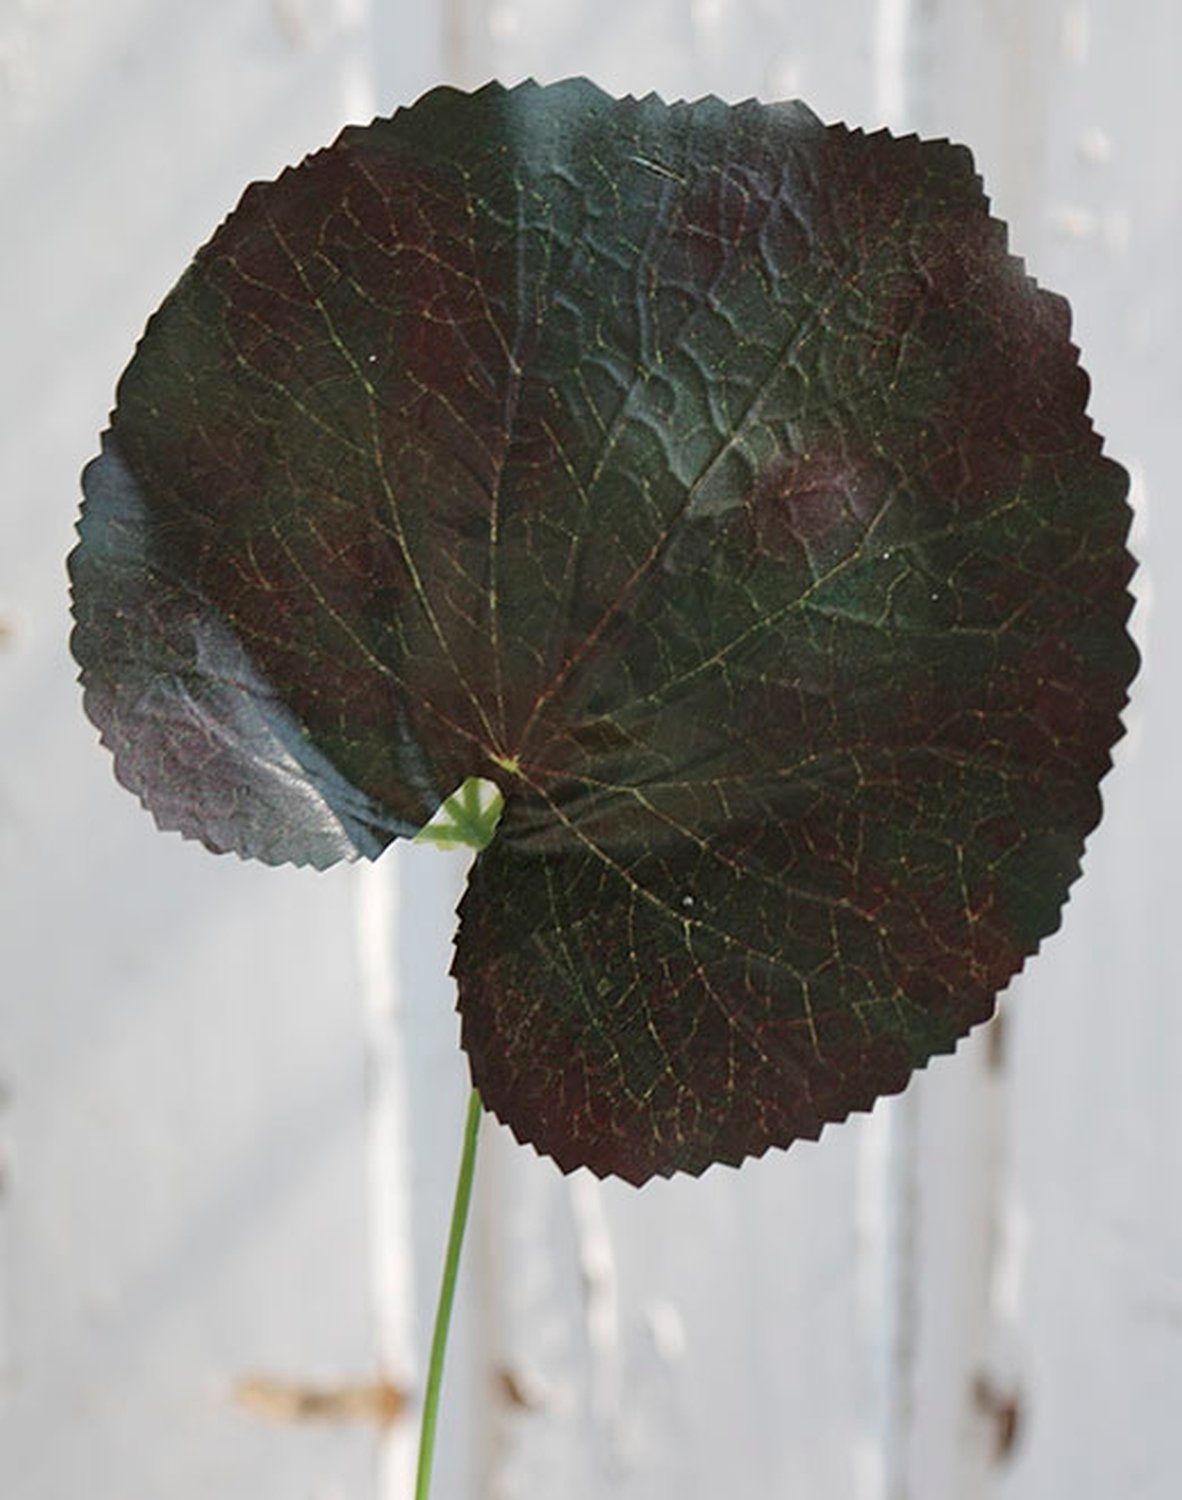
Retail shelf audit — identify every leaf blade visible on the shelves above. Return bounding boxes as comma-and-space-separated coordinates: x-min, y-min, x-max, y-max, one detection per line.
70, 79, 1137, 1179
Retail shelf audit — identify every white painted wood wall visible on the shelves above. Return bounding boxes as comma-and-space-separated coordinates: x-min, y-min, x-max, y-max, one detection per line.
1, 2, 1174, 1496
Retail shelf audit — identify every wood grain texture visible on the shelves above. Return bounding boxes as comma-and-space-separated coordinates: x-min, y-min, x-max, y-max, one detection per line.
452, 9, 903, 1498
0, 5, 391, 1498
921, 4, 1179, 1497
1, 2, 1170, 1498
453, 2, 1167, 1498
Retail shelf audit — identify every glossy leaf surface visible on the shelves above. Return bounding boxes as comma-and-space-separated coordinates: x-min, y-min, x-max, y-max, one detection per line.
70, 79, 1137, 1181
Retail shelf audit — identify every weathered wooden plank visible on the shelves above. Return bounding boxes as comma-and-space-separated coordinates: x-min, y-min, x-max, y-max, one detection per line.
442, 7, 913, 1497
919, 6, 1176, 1497
4, 4, 1167, 1497
440, 4, 1169, 1497
0, 5, 395, 1497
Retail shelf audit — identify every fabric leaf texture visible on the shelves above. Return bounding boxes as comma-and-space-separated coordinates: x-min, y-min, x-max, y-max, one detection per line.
70, 79, 1138, 1182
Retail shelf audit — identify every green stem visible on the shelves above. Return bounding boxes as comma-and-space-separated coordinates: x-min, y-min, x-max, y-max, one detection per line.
414, 1087, 483, 1500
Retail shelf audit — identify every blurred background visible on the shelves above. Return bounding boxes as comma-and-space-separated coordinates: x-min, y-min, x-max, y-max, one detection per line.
0, 1, 1176, 1496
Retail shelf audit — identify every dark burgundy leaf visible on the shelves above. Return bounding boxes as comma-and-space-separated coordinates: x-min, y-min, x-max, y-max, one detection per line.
70, 79, 1138, 1182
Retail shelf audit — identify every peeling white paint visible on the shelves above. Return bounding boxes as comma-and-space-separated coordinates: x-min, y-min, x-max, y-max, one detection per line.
1050, 201, 1100, 239
855, 1108, 891, 1500
990, 1196, 1029, 1327
690, 0, 726, 35
269, 0, 307, 47
336, 0, 372, 123
874, 0, 912, 131
488, 4, 521, 40
764, 51, 803, 99
1048, 201, 1131, 251
1126, 461, 1150, 554
855, 1095, 920, 1500
1077, 124, 1115, 165
567, 1173, 621, 1428
644, 1300, 687, 1363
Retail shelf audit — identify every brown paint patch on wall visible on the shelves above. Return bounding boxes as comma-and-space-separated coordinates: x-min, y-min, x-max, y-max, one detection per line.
233, 1375, 409, 1427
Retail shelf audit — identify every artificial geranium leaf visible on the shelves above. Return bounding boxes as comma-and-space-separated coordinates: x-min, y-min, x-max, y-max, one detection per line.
70, 78, 1137, 1183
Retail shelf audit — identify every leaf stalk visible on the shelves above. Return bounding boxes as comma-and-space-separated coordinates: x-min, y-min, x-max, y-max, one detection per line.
414, 1087, 483, 1500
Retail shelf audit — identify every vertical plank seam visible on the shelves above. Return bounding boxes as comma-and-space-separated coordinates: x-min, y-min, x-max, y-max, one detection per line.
357, 854, 419, 1500
857, 7, 928, 1498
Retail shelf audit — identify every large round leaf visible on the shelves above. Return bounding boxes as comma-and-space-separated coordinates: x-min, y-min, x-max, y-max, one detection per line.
70, 79, 1138, 1182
